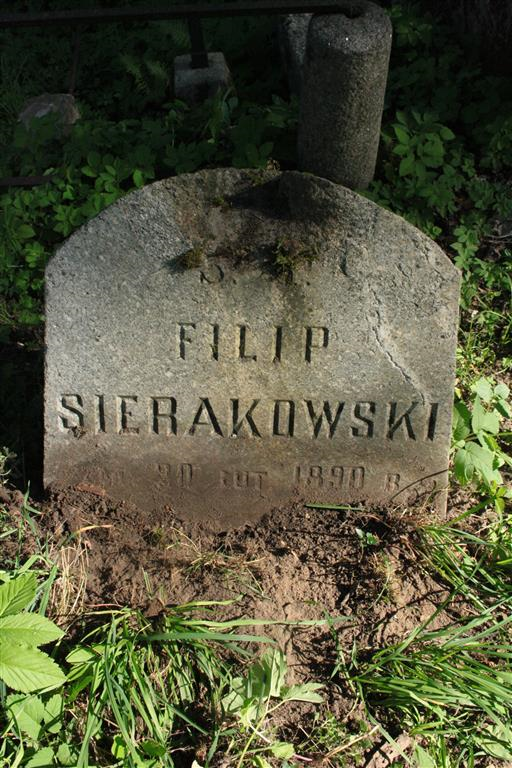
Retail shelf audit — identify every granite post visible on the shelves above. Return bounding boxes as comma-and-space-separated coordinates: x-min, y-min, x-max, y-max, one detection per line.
297, 1, 392, 190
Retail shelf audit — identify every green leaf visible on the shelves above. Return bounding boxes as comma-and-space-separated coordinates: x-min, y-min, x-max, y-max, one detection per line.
472, 396, 500, 435
414, 745, 436, 767
133, 169, 144, 188
0, 573, 37, 617
270, 741, 295, 759
452, 402, 471, 442
0, 613, 64, 647
439, 126, 455, 141
494, 383, 510, 400
281, 682, 324, 703
141, 740, 167, 758
43, 693, 63, 733
393, 125, 409, 144
6, 693, 45, 740
466, 441, 502, 486
477, 724, 512, 760
254, 758, 272, 768
17, 224, 36, 240
66, 645, 101, 664
399, 155, 415, 176
472, 378, 494, 403
111, 735, 127, 759
221, 676, 246, 715
0, 641, 65, 692
56, 743, 78, 766
251, 649, 286, 698
25, 747, 55, 768
454, 447, 473, 485
496, 400, 512, 418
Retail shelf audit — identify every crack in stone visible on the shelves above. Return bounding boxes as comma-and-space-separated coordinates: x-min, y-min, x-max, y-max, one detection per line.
369, 288, 426, 404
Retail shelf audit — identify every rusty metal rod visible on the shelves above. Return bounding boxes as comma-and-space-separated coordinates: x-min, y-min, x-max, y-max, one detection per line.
0, 2, 343, 28
0, 176, 56, 188
188, 17, 209, 69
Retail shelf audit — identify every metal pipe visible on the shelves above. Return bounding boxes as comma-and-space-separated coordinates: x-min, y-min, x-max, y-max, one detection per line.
0, 2, 343, 29
187, 17, 209, 69
0, 176, 57, 188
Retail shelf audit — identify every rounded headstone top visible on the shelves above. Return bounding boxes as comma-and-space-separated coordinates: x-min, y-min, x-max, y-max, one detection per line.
45, 168, 460, 524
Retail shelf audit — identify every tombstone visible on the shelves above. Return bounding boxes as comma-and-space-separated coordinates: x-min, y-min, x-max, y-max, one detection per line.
45, 169, 460, 526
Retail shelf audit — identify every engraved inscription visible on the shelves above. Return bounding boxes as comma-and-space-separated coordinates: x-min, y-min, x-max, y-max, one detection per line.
238, 325, 257, 361
58, 394, 443, 442
273, 326, 283, 363
157, 462, 195, 487
273, 400, 295, 437
168, 321, 335, 363
152, 397, 177, 435
220, 469, 267, 492
117, 396, 139, 434
385, 473, 401, 492
231, 399, 261, 437
58, 394, 84, 430
305, 326, 329, 363
294, 464, 365, 490
178, 323, 195, 360
305, 401, 344, 438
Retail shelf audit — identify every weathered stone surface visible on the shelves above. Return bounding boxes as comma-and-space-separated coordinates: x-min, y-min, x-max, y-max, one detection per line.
298, 1, 392, 189
45, 169, 460, 525
19, 93, 80, 134
174, 52, 232, 104
278, 14, 311, 96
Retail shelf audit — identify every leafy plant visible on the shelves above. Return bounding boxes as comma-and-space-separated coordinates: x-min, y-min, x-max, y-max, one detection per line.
222, 648, 323, 766
62, 602, 271, 767
0, 572, 65, 693
452, 377, 512, 510
355, 528, 380, 550
301, 712, 374, 767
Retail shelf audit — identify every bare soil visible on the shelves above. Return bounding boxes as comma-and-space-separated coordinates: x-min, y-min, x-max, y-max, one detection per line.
0, 483, 486, 766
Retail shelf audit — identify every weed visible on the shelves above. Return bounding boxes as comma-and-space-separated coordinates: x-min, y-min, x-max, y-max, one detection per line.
301, 712, 374, 766
169, 528, 265, 598
0, 571, 65, 694
179, 246, 205, 270
0, 447, 16, 485
451, 376, 512, 511
271, 237, 318, 280
1, 600, 274, 768
222, 647, 323, 766
355, 527, 380, 551
345, 600, 512, 765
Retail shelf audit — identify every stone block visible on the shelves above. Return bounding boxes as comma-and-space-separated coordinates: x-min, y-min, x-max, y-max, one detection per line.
45, 169, 460, 526
19, 93, 80, 134
298, 0, 392, 190
174, 52, 232, 104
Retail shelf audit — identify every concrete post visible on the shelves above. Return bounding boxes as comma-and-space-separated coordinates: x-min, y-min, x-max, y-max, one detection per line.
297, 1, 392, 190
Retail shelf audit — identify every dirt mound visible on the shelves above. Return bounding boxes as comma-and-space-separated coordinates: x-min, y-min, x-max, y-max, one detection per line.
4, 486, 449, 683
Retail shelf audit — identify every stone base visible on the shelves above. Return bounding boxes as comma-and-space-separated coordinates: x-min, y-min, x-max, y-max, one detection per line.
18, 93, 80, 135
174, 52, 232, 104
